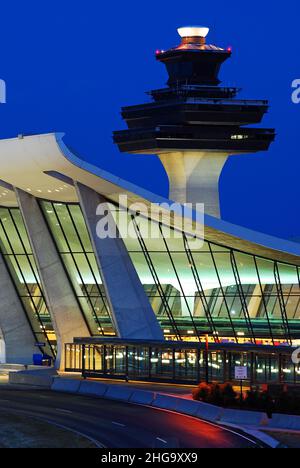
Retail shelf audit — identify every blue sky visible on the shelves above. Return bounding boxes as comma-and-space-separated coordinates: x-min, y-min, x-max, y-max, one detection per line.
0, 1, 299, 239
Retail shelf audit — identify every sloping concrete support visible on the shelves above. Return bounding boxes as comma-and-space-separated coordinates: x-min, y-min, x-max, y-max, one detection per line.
0, 252, 37, 364
76, 182, 164, 340
159, 151, 230, 218
248, 284, 265, 319
15, 188, 90, 369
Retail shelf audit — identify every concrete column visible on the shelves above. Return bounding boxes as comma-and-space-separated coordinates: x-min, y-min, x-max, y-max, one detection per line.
0, 332, 5, 364
0, 252, 37, 364
76, 182, 164, 341
159, 151, 230, 218
248, 284, 265, 319
15, 188, 90, 369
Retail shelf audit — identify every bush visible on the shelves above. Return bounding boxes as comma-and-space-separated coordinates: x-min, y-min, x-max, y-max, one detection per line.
244, 390, 260, 409
221, 383, 237, 407
193, 383, 300, 416
192, 382, 210, 402
192, 382, 237, 407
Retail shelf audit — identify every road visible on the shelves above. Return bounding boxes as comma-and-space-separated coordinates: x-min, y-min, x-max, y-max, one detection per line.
0, 387, 261, 448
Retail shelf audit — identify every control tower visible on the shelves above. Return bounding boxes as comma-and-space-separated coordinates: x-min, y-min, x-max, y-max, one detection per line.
113, 26, 275, 218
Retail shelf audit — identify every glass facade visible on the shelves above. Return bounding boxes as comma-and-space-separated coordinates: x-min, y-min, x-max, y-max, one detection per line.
3, 198, 300, 360
34, 201, 300, 347
116, 211, 300, 346
65, 340, 300, 386
40, 201, 115, 336
0, 207, 56, 357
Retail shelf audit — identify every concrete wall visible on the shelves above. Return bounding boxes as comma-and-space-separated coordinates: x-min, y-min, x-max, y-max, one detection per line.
15, 188, 91, 369
76, 182, 164, 340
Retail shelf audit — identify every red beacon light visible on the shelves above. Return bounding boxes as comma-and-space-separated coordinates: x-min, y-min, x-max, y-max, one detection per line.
227, 46, 232, 53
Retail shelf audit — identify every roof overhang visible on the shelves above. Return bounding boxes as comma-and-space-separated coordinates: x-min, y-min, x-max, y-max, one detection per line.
0, 132, 298, 265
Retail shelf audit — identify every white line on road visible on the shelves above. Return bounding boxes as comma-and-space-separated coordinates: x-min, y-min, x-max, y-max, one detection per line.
112, 421, 126, 427
156, 437, 167, 444
55, 408, 73, 414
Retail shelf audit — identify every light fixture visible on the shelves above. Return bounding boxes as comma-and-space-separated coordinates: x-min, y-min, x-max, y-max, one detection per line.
178, 26, 209, 39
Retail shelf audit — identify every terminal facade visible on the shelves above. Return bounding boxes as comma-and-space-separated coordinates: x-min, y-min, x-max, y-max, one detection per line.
0, 28, 299, 384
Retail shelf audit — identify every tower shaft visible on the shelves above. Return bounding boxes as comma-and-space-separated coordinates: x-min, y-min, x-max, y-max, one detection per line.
159, 151, 229, 217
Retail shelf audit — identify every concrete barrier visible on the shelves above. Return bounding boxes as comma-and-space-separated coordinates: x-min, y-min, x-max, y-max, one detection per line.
220, 408, 266, 426
195, 401, 224, 422
104, 384, 134, 402
0, 364, 26, 371
10, 370, 55, 388
51, 377, 81, 393
152, 394, 179, 412
267, 413, 300, 431
175, 398, 202, 416
129, 390, 156, 406
78, 380, 108, 397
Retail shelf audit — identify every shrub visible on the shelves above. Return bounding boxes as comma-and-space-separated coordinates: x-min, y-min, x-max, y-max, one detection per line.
221, 383, 237, 407
193, 383, 300, 415
244, 390, 260, 409
192, 382, 210, 402
192, 382, 237, 407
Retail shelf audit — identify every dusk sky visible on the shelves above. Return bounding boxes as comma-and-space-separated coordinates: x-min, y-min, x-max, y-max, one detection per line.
0, 1, 299, 239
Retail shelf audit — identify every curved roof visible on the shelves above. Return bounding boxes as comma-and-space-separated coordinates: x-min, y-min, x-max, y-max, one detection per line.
0, 132, 298, 265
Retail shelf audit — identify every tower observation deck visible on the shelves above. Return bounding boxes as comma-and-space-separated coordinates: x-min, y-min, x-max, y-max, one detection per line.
114, 26, 275, 218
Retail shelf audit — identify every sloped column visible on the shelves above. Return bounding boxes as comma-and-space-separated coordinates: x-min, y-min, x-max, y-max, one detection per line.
0, 252, 37, 364
15, 188, 90, 369
76, 182, 164, 341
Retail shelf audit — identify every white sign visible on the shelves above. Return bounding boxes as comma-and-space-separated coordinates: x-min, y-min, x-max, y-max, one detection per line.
235, 366, 248, 380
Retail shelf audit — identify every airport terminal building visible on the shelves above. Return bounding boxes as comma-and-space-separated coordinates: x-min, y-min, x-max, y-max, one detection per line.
0, 27, 300, 385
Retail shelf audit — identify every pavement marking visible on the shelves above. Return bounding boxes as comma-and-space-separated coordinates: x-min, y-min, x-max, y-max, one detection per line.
55, 408, 73, 414
111, 421, 126, 427
156, 437, 167, 444
0, 399, 10, 403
